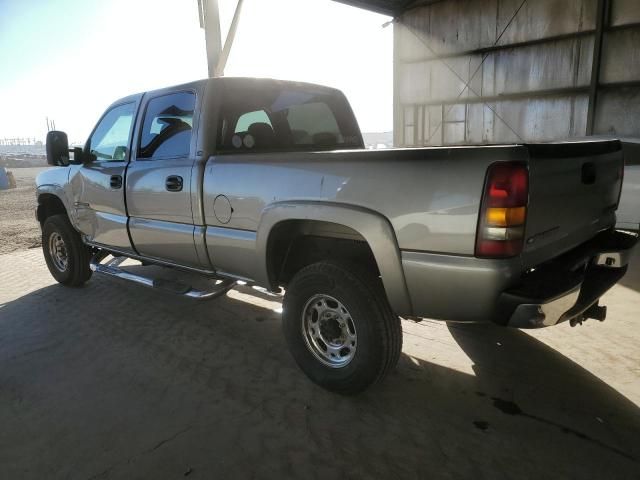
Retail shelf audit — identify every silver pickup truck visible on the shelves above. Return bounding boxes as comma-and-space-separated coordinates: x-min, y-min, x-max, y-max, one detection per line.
37, 77, 637, 394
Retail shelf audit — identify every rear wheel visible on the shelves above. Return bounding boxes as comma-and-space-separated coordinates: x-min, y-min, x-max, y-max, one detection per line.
42, 214, 92, 286
282, 261, 402, 395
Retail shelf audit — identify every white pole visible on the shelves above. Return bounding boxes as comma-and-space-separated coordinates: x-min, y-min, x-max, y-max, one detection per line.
215, 0, 245, 77
202, 0, 223, 78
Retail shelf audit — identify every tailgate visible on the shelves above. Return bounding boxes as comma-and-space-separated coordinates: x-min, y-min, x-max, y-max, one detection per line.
522, 140, 624, 268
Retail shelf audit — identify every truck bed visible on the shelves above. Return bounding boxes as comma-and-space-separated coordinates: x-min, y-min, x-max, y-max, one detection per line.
203, 140, 623, 267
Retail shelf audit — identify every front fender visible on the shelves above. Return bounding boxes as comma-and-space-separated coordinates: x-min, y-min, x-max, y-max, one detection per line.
36, 185, 75, 223
256, 201, 413, 315
35, 167, 76, 223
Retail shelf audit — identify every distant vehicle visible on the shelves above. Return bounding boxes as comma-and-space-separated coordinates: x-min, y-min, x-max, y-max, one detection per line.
36, 77, 637, 394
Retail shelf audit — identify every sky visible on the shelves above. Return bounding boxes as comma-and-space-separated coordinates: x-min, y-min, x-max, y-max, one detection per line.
0, 0, 392, 143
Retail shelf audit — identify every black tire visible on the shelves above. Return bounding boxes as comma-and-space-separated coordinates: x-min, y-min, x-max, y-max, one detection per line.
42, 214, 92, 286
282, 261, 402, 395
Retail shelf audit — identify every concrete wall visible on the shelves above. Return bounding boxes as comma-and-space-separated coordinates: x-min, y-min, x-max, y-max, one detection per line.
394, 0, 640, 146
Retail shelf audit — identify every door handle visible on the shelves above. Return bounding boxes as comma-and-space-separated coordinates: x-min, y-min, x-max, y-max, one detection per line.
110, 175, 123, 189
165, 175, 183, 192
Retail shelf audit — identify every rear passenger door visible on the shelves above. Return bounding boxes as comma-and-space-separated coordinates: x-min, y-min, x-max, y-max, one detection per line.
126, 90, 203, 268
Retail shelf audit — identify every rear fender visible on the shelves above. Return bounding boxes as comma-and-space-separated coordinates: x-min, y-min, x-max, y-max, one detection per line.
256, 201, 412, 315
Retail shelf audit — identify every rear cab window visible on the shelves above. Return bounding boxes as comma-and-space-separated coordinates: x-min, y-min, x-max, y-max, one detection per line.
218, 82, 363, 153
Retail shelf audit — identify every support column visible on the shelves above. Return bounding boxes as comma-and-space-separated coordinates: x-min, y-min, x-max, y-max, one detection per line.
215, 0, 245, 77
586, 0, 609, 135
201, 0, 222, 78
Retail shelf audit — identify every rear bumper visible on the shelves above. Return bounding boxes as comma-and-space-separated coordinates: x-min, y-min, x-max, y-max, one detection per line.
401, 251, 521, 322
498, 230, 638, 328
401, 229, 637, 326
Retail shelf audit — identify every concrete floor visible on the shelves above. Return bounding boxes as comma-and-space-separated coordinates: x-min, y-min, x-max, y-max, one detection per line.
0, 248, 639, 479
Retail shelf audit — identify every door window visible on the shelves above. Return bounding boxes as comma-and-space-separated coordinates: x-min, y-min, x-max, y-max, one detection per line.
138, 92, 195, 159
88, 103, 135, 161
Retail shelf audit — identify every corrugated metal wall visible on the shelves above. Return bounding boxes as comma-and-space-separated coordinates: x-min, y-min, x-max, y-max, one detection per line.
394, 0, 640, 146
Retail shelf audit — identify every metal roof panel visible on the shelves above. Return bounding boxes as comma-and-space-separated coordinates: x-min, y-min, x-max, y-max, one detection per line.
332, 0, 441, 16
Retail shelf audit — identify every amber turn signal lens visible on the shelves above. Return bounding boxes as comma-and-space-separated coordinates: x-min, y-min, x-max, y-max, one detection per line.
485, 206, 526, 227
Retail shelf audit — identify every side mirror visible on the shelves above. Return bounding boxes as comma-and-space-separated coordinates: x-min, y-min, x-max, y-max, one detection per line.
71, 147, 87, 164
46, 131, 70, 166
113, 145, 127, 161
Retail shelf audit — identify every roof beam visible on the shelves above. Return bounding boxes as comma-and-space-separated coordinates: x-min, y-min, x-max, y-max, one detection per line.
332, 0, 443, 16
331, 1, 400, 16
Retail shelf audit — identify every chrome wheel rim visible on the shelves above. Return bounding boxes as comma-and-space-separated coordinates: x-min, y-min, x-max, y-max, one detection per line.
48, 232, 68, 272
301, 294, 357, 368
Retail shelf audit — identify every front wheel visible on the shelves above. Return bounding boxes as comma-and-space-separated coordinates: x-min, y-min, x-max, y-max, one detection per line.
282, 261, 402, 395
42, 214, 92, 286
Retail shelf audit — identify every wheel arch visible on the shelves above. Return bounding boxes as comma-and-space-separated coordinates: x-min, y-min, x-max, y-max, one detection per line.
256, 201, 412, 315
36, 191, 69, 225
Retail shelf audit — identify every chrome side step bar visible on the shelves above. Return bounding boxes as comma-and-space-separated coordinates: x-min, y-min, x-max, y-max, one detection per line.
90, 254, 236, 300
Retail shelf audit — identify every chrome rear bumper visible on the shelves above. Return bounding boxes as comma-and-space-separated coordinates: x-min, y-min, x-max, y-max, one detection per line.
501, 230, 637, 328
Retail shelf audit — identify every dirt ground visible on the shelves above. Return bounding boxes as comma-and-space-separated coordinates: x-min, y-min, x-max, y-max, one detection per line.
0, 167, 47, 254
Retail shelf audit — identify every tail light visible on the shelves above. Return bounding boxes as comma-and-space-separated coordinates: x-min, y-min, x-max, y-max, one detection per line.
475, 162, 529, 258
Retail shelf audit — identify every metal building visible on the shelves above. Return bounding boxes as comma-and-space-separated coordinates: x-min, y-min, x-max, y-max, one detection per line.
337, 0, 640, 147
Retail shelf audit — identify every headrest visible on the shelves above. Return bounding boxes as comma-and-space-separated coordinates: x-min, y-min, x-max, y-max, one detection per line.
247, 122, 276, 148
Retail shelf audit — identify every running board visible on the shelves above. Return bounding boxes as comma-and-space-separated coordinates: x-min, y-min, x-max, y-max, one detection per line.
90, 254, 236, 300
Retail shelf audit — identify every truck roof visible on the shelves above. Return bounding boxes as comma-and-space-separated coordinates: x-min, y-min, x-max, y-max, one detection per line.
109, 77, 343, 108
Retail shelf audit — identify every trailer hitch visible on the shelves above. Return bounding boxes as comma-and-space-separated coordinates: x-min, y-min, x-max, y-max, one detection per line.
570, 303, 607, 327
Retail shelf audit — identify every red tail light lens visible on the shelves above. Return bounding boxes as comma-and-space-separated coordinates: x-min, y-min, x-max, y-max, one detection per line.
475, 162, 529, 258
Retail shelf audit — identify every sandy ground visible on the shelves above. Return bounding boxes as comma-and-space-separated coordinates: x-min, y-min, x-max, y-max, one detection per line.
0, 167, 47, 254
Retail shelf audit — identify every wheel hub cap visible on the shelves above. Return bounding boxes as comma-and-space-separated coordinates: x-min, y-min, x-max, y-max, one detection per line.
48, 232, 68, 272
301, 294, 357, 368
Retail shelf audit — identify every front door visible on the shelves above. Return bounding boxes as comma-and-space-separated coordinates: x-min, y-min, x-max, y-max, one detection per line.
126, 90, 203, 268
70, 100, 138, 251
